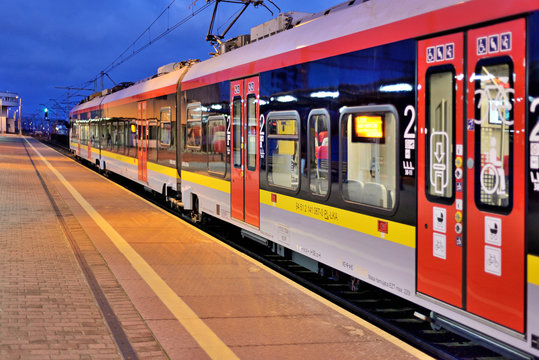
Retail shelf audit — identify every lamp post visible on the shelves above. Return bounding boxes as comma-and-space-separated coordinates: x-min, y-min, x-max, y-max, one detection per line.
0, 98, 3, 133
18, 97, 22, 136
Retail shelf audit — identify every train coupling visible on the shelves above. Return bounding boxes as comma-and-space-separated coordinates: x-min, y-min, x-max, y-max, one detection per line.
169, 198, 184, 210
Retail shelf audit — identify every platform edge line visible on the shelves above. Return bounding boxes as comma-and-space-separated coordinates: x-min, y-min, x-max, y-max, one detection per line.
25, 138, 239, 360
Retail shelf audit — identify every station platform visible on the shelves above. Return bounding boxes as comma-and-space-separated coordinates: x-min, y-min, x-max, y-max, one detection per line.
0, 134, 432, 359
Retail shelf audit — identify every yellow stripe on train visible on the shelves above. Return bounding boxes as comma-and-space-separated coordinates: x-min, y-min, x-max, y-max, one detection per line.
260, 190, 416, 248
77, 147, 180, 179
529, 255, 539, 286
181, 170, 230, 193
101, 149, 137, 165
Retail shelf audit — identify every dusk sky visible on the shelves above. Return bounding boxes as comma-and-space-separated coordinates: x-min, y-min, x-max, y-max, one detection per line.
1, 0, 343, 121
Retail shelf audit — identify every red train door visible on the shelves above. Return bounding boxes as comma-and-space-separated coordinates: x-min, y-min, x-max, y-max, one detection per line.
466, 19, 526, 333
417, 19, 526, 333
137, 101, 148, 182
417, 33, 465, 308
230, 77, 260, 227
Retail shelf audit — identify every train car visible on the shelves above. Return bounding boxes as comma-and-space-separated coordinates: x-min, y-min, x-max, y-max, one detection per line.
70, 0, 539, 357
70, 63, 194, 197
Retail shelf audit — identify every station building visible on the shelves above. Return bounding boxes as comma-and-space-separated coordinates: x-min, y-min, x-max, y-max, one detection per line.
0, 91, 20, 133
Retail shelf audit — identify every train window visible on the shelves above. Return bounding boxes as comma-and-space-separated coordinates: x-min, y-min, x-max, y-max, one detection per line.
90, 121, 99, 147
246, 95, 257, 171
232, 97, 242, 168
159, 108, 172, 146
159, 122, 172, 147
207, 115, 227, 176
308, 109, 330, 197
106, 121, 113, 150
71, 122, 79, 140
186, 103, 202, 150
426, 67, 455, 203
99, 122, 106, 149
118, 121, 125, 154
148, 121, 158, 163
340, 105, 397, 210
158, 107, 176, 168
267, 111, 300, 191
111, 121, 118, 152
474, 58, 513, 212
128, 120, 137, 157
80, 123, 87, 143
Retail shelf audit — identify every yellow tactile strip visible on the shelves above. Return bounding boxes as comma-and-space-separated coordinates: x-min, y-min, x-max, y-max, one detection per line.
26, 137, 238, 359
27, 136, 432, 360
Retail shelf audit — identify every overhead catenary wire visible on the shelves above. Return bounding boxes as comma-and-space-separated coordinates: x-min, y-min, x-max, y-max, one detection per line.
55, 0, 216, 118
58, 0, 276, 113
99, 0, 215, 77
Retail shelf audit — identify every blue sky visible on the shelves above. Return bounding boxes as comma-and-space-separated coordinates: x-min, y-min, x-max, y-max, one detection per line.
0, 0, 344, 120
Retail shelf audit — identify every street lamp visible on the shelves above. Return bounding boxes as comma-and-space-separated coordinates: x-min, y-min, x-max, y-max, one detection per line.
18, 97, 21, 135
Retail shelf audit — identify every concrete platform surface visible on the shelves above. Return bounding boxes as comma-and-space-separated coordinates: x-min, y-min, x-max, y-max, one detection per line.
0, 135, 432, 360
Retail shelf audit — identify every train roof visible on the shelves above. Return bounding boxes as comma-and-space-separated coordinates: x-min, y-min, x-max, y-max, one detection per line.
70, 64, 189, 116
182, 0, 464, 85
181, 0, 537, 89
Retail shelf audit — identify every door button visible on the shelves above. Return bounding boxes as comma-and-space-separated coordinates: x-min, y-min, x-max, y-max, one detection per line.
467, 157, 474, 169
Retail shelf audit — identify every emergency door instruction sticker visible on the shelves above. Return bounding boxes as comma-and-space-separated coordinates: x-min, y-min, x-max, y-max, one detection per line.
433, 207, 446, 233
433, 233, 447, 260
484, 216, 501, 246
485, 245, 502, 276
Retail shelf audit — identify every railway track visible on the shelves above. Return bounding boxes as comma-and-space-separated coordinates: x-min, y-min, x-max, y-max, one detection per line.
44, 139, 522, 360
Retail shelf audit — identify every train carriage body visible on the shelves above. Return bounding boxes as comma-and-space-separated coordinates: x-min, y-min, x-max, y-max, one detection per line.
70, 0, 539, 357
70, 66, 189, 195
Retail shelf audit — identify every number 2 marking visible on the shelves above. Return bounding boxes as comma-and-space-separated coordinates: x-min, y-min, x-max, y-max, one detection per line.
404, 105, 416, 139
530, 98, 539, 142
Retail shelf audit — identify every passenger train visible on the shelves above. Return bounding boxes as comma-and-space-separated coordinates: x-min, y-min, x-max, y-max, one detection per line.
70, 0, 539, 357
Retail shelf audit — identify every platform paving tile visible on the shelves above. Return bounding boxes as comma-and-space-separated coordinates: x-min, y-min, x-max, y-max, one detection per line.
0, 136, 166, 359
27, 136, 428, 359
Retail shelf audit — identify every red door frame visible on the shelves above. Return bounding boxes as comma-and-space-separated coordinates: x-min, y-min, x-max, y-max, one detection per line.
244, 77, 260, 227
417, 19, 526, 333
230, 77, 260, 227
417, 33, 465, 307
137, 101, 148, 182
230, 80, 244, 221
465, 19, 526, 332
